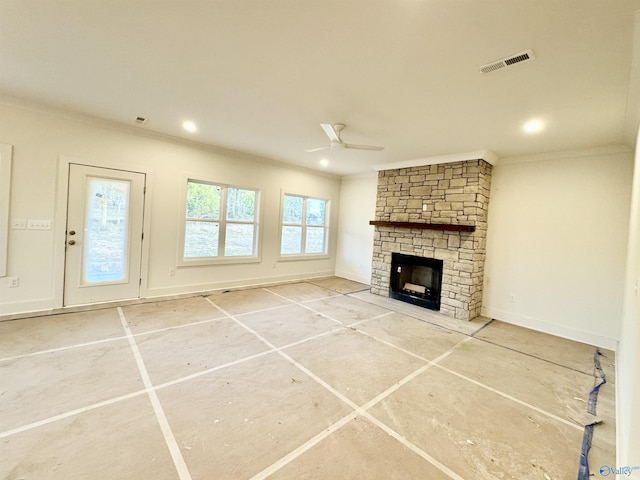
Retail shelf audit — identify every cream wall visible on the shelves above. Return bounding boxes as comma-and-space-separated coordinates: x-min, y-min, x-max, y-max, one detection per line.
482, 148, 633, 349
335, 173, 377, 284
0, 102, 341, 315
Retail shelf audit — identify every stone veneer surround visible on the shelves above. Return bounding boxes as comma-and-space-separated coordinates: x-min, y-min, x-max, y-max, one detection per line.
371, 159, 492, 320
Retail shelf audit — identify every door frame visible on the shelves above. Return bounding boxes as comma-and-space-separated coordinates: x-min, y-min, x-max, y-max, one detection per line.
54, 155, 153, 308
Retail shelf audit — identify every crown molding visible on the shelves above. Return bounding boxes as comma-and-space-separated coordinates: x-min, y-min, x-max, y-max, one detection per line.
372, 150, 498, 172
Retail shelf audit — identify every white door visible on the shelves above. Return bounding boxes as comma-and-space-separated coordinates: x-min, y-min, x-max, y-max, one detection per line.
64, 164, 146, 306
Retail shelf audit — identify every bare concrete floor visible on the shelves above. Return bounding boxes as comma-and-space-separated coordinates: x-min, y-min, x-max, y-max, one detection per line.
0, 277, 615, 479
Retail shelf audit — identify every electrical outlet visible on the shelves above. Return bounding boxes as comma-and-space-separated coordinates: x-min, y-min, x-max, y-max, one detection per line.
8, 277, 19, 288
169, 268, 176, 276
508, 293, 516, 303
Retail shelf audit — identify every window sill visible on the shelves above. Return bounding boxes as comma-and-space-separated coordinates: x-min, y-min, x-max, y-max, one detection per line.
278, 253, 330, 262
178, 256, 261, 267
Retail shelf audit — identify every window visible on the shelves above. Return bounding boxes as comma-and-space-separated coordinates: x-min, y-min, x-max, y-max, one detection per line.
280, 194, 329, 256
182, 180, 259, 263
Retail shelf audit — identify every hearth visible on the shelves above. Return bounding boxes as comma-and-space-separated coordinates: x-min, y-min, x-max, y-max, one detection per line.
390, 253, 443, 311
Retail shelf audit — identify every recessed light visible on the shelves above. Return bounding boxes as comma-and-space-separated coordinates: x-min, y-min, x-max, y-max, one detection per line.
182, 120, 197, 133
523, 119, 544, 133
320, 159, 329, 168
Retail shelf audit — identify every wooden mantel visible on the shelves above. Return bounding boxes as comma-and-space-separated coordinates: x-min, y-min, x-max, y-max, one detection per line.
369, 220, 475, 233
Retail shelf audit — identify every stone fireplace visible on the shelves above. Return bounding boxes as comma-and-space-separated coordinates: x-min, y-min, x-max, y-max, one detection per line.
370, 159, 492, 321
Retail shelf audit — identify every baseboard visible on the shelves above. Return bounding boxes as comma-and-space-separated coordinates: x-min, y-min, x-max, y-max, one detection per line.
0, 297, 58, 318
0, 271, 338, 320
142, 270, 337, 299
333, 269, 371, 286
482, 306, 619, 350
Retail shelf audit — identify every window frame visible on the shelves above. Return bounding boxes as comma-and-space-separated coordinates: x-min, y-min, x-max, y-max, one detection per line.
279, 192, 330, 260
178, 177, 261, 266
0, 144, 12, 277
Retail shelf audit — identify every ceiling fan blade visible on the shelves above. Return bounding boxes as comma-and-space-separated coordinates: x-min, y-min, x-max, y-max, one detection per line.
306, 146, 330, 153
344, 143, 385, 151
320, 123, 340, 142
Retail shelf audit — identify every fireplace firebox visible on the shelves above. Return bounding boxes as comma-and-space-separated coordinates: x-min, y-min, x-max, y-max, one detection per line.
390, 253, 443, 311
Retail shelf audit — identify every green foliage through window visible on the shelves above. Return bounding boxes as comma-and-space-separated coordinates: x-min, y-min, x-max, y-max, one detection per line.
184, 180, 258, 260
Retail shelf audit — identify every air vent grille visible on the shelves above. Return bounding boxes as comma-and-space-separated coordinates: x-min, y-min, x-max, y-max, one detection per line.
134, 116, 148, 125
479, 49, 535, 74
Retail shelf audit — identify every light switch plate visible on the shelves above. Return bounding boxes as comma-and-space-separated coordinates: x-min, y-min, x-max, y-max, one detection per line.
11, 219, 27, 229
27, 219, 52, 230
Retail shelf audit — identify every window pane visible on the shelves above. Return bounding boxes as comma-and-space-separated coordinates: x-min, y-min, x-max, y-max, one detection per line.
186, 182, 221, 219
84, 178, 129, 283
305, 227, 326, 254
225, 223, 254, 256
227, 188, 256, 221
283, 195, 303, 224
184, 221, 219, 257
306, 198, 326, 226
281, 226, 302, 254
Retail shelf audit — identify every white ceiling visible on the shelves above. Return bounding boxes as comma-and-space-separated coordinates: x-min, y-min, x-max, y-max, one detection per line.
1, 0, 639, 176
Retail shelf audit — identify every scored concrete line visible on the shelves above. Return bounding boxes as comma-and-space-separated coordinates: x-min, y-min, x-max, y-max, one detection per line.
358, 336, 473, 412
207, 296, 467, 480
353, 323, 584, 432
435, 364, 584, 431
117, 307, 193, 480
0, 388, 148, 440
262, 287, 344, 325
1, 303, 379, 440
263, 286, 393, 327
0, 335, 129, 362
361, 410, 466, 480
249, 411, 360, 480
0, 312, 229, 363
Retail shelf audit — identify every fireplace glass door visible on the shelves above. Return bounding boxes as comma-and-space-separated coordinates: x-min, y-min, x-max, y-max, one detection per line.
390, 253, 443, 311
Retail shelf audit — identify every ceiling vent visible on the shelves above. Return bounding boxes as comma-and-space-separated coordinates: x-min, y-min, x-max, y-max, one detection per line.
479, 49, 535, 74
134, 116, 148, 125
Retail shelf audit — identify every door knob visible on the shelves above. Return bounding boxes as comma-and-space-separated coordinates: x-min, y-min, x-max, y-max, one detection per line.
68, 240, 76, 245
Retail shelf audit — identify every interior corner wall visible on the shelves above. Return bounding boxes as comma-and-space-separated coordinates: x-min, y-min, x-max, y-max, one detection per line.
334, 173, 377, 284
0, 102, 341, 316
482, 149, 634, 349
616, 128, 640, 467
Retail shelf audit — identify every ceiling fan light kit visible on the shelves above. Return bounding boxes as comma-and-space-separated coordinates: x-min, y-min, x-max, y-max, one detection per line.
306, 123, 384, 153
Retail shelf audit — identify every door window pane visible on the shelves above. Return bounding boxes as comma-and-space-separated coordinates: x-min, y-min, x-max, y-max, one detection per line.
84, 178, 129, 283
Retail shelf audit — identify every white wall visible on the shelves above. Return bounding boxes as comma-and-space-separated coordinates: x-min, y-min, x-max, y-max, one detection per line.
335, 173, 377, 284
616, 127, 640, 468
482, 148, 634, 349
0, 102, 341, 315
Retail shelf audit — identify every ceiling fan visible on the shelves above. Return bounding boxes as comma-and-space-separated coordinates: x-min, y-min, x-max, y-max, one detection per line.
306, 123, 384, 152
